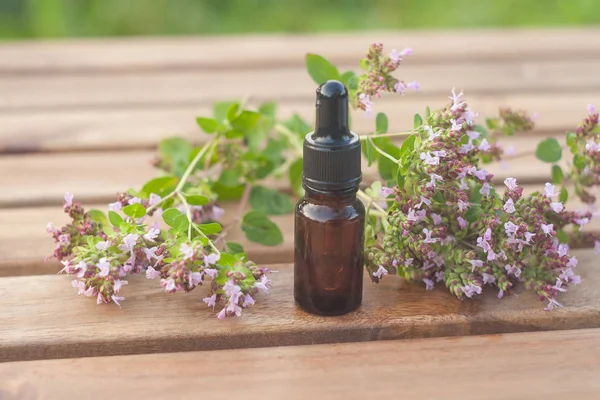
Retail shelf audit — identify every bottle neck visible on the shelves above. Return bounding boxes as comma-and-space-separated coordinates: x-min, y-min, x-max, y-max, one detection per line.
302, 184, 358, 204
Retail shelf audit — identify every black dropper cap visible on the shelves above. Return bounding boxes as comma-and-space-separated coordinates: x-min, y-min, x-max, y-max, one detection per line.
303, 80, 362, 191
302, 80, 362, 190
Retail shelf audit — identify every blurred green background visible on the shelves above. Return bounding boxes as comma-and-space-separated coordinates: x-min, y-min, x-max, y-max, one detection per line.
0, 0, 599, 40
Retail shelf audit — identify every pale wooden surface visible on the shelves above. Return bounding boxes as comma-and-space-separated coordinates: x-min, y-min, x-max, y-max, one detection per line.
2, 329, 600, 400
2, 249, 599, 362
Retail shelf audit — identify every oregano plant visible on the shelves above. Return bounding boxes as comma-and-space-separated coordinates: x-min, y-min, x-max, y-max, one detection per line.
48, 42, 600, 316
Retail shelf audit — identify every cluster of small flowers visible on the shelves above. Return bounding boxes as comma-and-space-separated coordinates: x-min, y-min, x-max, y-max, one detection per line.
567, 104, 600, 204
366, 91, 592, 310
356, 43, 419, 115
48, 193, 269, 318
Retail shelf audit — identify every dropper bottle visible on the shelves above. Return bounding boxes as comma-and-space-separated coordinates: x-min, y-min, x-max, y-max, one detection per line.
294, 80, 365, 316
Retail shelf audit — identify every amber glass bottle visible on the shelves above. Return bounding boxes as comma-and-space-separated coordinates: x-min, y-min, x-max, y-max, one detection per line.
294, 80, 365, 316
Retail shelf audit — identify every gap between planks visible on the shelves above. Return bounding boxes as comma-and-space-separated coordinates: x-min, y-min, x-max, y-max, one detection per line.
1, 250, 599, 363
1, 329, 600, 399
1, 28, 600, 73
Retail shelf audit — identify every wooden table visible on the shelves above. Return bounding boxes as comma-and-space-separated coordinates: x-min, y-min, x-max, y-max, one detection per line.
1, 29, 600, 398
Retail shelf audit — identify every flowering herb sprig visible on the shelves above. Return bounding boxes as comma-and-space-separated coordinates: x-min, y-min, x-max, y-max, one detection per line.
49, 42, 598, 315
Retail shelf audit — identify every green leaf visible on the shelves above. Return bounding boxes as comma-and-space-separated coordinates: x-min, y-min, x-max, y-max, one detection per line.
377, 143, 401, 181
196, 117, 219, 134
258, 102, 277, 119
425, 106, 431, 119
566, 131, 577, 147
226, 242, 245, 255
212, 182, 245, 201
231, 111, 261, 133
362, 138, 378, 167
108, 211, 123, 227
185, 195, 209, 206
469, 184, 483, 204
399, 134, 416, 157
241, 211, 283, 246
474, 124, 489, 138
283, 114, 311, 139
226, 103, 240, 121
551, 165, 564, 184
289, 158, 304, 196
413, 113, 423, 128
141, 176, 178, 197
162, 208, 189, 232
485, 118, 499, 130
464, 205, 482, 223
535, 138, 562, 163
89, 209, 114, 234
556, 229, 569, 244
559, 187, 569, 203
250, 186, 293, 215
198, 222, 222, 235
340, 71, 358, 90
305, 53, 340, 85
123, 203, 146, 219
217, 253, 237, 267
396, 167, 405, 189
573, 154, 587, 170
359, 58, 370, 70
218, 169, 241, 187
376, 112, 388, 134
213, 101, 238, 122
502, 125, 515, 136
432, 191, 445, 203
159, 137, 193, 177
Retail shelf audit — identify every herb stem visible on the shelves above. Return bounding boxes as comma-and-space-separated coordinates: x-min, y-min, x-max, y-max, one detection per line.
275, 124, 303, 156
367, 137, 400, 164
214, 183, 252, 246
360, 130, 414, 140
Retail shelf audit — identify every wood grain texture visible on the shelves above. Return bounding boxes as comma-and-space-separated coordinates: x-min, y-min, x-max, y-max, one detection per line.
0, 90, 591, 153
1, 249, 599, 362
1, 183, 598, 277
1, 28, 599, 73
2, 329, 600, 400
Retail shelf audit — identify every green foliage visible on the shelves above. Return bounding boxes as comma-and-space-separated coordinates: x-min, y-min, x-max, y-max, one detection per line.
376, 113, 388, 134
141, 176, 179, 197
535, 138, 562, 163
559, 187, 569, 203
108, 211, 123, 227
551, 165, 564, 184
185, 195, 209, 206
197, 222, 222, 235
241, 211, 283, 246
162, 208, 189, 232
226, 242, 245, 255
123, 204, 146, 219
196, 117, 219, 134
464, 205, 482, 222
250, 185, 293, 215
289, 158, 304, 196
413, 113, 423, 128
305, 53, 340, 85
377, 143, 401, 182
159, 138, 193, 177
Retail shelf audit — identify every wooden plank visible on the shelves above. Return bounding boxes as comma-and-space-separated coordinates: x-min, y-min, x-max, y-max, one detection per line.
2, 60, 599, 112
1, 29, 599, 74
2, 329, 599, 399
0, 92, 587, 153
0, 134, 566, 208
1, 184, 598, 277
1, 249, 599, 362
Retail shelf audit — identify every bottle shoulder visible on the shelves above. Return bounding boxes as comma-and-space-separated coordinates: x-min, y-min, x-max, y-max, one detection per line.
296, 196, 365, 223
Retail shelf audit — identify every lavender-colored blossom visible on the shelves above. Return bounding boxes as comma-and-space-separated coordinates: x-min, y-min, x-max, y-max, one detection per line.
462, 284, 482, 298
550, 202, 564, 213
487, 249, 498, 261
217, 308, 227, 319
119, 234, 139, 253
458, 216, 467, 230
64, 192, 74, 206
544, 298, 563, 311
459, 178, 469, 190
557, 243, 569, 257
463, 109, 478, 125
482, 273, 496, 285
203, 294, 217, 309
431, 213, 442, 225
497, 289, 504, 299
426, 173, 444, 188
72, 279, 85, 295
504, 264, 521, 278
417, 196, 431, 209
394, 81, 406, 95
254, 275, 271, 293
503, 198, 516, 214
595, 240, 600, 254
478, 139, 491, 152
359, 93, 373, 114
574, 218, 589, 230
243, 293, 255, 307
373, 265, 389, 279
432, 150, 447, 158
504, 221, 518, 237
406, 80, 419, 90
146, 266, 160, 279
188, 271, 203, 287
212, 206, 225, 221
204, 253, 220, 265
143, 228, 160, 242
180, 243, 194, 259
566, 256, 578, 268
588, 103, 596, 116
480, 182, 491, 196
468, 259, 484, 272
422, 228, 438, 243
467, 130, 480, 141
148, 193, 162, 207
458, 200, 470, 212
504, 145, 517, 156
405, 258, 414, 267
420, 152, 440, 165
541, 223, 554, 236
504, 177, 518, 191
423, 278, 434, 290
551, 278, 567, 293
450, 118, 462, 132
204, 268, 218, 279
109, 201, 122, 211
473, 169, 488, 181
449, 88, 464, 110
524, 231, 535, 243
128, 197, 142, 205
114, 279, 128, 292
544, 183, 558, 198
380, 186, 395, 198
162, 278, 176, 292
425, 125, 441, 141
97, 257, 111, 277
95, 241, 110, 251
111, 295, 125, 307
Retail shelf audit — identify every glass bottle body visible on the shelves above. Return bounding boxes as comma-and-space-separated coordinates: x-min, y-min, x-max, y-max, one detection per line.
294, 187, 365, 316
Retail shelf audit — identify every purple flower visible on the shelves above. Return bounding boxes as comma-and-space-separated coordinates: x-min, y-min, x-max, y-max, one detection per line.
406, 80, 419, 90
457, 216, 467, 230
541, 223, 554, 236
459, 178, 469, 190
544, 298, 563, 311
180, 243, 195, 259
420, 152, 440, 165
557, 243, 569, 257
394, 81, 406, 95
551, 278, 567, 293
588, 103, 596, 116
359, 93, 373, 114
497, 289, 504, 299
482, 273, 496, 285
473, 169, 488, 181
64, 192, 74, 207
405, 258, 414, 267
463, 109, 478, 125
146, 266, 160, 279
450, 118, 462, 132
407, 208, 426, 223
212, 206, 225, 221
544, 183, 558, 198
504, 221, 518, 237
217, 308, 227, 319
119, 234, 139, 253
503, 198, 516, 214
204, 253, 220, 266
143, 227, 160, 242
478, 139, 491, 152
417, 195, 431, 209
399, 47, 413, 57
424, 125, 440, 141
127, 197, 142, 205
504, 264, 521, 278
524, 231, 535, 243
550, 202, 564, 213
243, 293, 255, 307
148, 193, 162, 207
95, 241, 110, 251
585, 140, 600, 153
468, 259, 484, 272
460, 143, 475, 154
373, 265, 388, 279
204, 268, 218, 279
504, 177, 518, 191
423, 278, 434, 290
72, 279, 85, 295
449, 88, 464, 110
254, 275, 271, 293
143, 246, 160, 262
422, 228, 438, 244
504, 146, 517, 156
487, 249, 497, 261
109, 201, 122, 211
162, 278, 176, 292
432, 150, 447, 158
566, 256, 578, 268
574, 218, 589, 230
458, 200, 470, 212
477, 230, 491, 252
462, 284, 482, 298
203, 294, 217, 309
97, 257, 110, 277
595, 240, 600, 254
431, 213, 442, 225
380, 186, 395, 198
426, 173, 444, 188
188, 271, 203, 287
480, 182, 491, 196
111, 295, 125, 307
